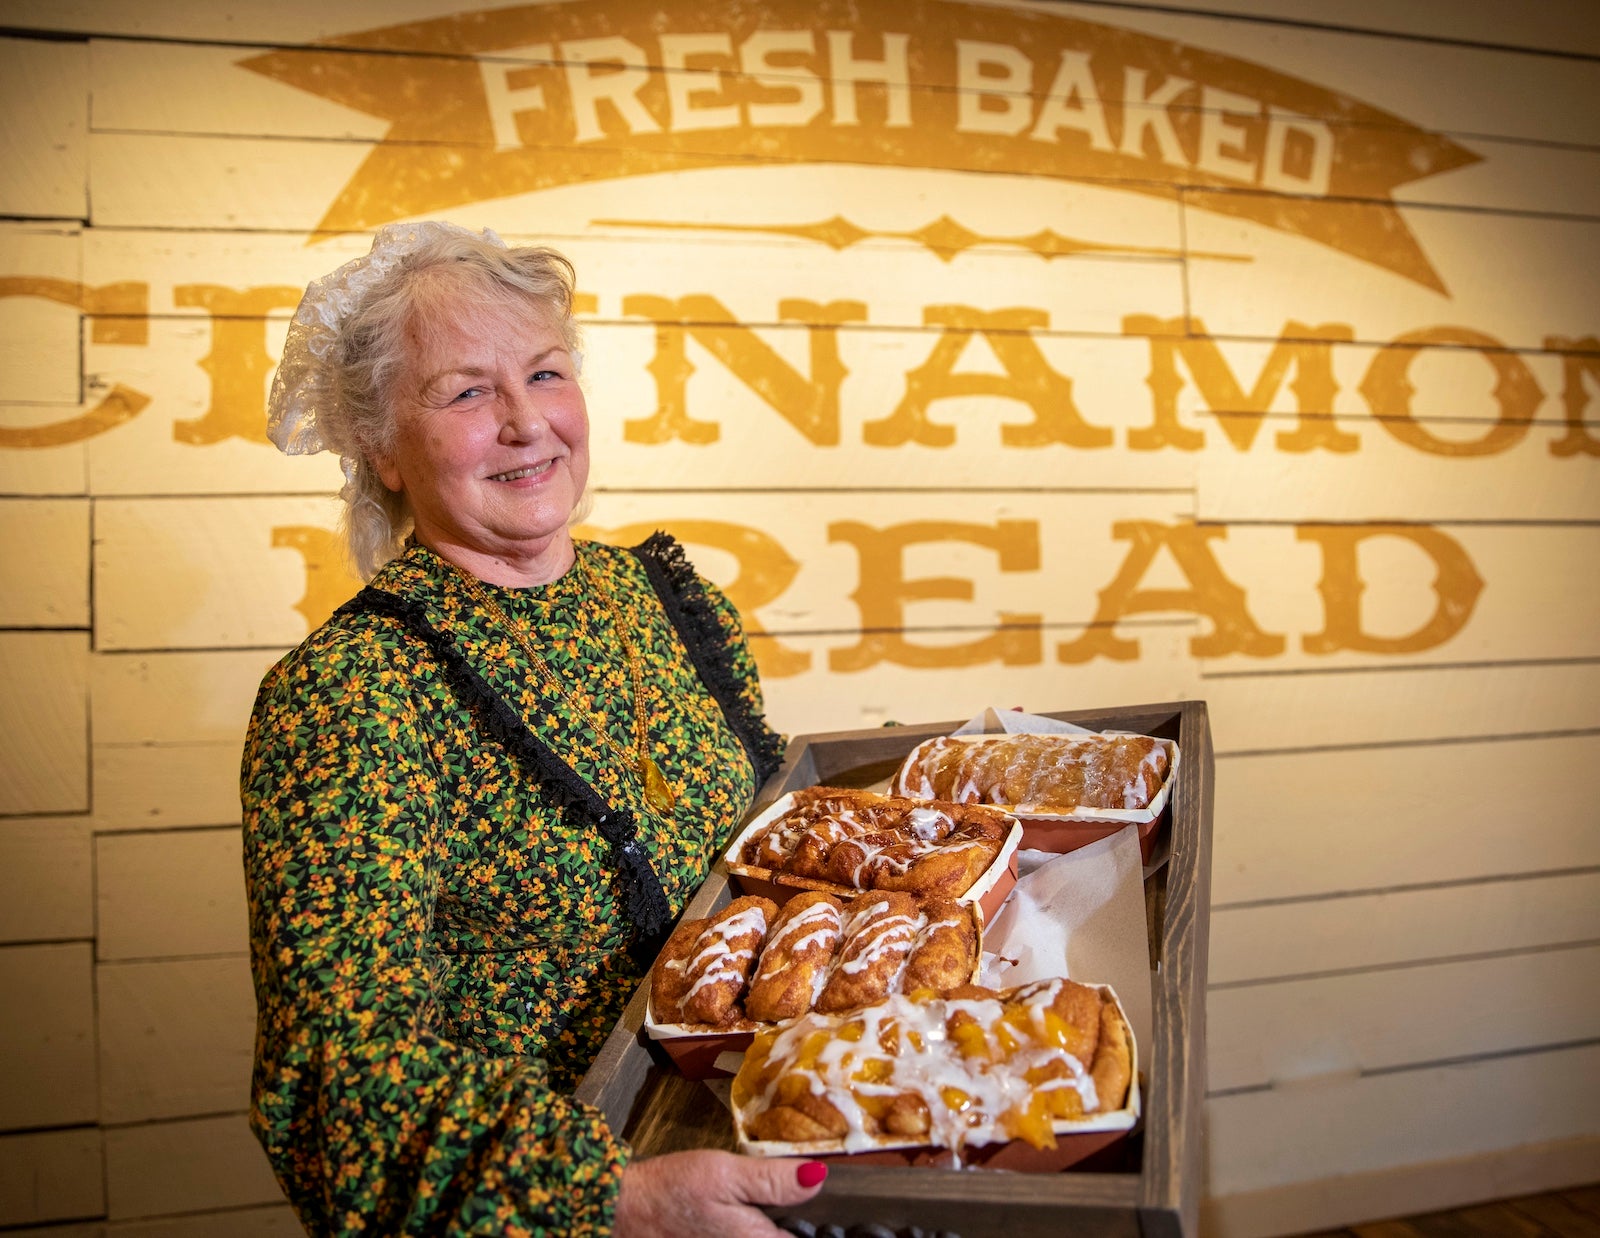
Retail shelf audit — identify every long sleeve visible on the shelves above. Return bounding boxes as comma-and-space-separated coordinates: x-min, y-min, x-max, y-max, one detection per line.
241, 626, 627, 1236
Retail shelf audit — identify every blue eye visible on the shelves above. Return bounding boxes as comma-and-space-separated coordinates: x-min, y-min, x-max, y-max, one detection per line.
453, 386, 484, 402
529, 369, 560, 383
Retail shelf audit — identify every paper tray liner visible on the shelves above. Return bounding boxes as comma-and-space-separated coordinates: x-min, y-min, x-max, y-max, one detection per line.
723, 792, 1023, 926
899, 732, 1181, 861
645, 901, 985, 1080
732, 983, 1140, 1172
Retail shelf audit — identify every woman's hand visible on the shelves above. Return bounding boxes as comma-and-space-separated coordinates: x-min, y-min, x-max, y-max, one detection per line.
613, 1149, 827, 1237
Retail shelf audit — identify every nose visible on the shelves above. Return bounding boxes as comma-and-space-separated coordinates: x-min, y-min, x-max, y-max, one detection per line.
499, 383, 547, 443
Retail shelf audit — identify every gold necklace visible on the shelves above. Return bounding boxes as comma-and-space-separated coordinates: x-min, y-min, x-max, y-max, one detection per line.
452, 553, 678, 816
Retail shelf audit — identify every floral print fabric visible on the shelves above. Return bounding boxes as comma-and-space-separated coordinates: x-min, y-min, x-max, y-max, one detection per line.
241, 540, 775, 1235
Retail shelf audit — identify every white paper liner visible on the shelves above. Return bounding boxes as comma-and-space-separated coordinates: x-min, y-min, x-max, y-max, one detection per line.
732, 982, 1140, 1158
722, 791, 1022, 909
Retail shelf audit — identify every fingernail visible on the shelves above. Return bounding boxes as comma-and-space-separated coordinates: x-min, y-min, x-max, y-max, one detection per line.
796, 1161, 828, 1189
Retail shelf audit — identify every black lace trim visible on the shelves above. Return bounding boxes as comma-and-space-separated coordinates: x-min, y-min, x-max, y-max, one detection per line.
629, 532, 785, 787
333, 587, 674, 959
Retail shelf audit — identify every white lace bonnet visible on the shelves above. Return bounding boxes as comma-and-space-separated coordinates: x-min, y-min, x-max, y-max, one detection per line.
265, 220, 508, 475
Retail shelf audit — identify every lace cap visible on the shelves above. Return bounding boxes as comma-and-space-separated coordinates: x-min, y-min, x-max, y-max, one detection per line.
265, 221, 507, 459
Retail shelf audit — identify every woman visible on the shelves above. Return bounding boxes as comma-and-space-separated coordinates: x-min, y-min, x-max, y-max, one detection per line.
242, 221, 827, 1235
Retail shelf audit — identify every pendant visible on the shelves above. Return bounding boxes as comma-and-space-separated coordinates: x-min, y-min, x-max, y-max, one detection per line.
640, 755, 677, 814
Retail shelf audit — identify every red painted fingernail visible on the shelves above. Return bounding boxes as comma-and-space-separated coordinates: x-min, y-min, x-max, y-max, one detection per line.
796, 1161, 828, 1188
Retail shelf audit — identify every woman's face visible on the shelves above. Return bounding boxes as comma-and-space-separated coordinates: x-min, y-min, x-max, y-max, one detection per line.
375, 289, 589, 579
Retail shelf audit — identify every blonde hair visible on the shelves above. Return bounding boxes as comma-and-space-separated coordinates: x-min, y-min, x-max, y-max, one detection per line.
320, 232, 582, 578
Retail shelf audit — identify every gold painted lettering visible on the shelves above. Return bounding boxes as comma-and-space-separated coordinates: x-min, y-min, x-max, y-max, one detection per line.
272, 525, 362, 632
1359, 326, 1543, 456
1298, 524, 1484, 654
561, 36, 661, 142
955, 41, 1032, 135
827, 520, 1042, 671
1195, 86, 1260, 182
621, 295, 867, 445
1118, 68, 1192, 165
1057, 520, 1285, 662
1030, 50, 1114, 151
0, 276, 149, 345
1125, 316, 1357, 452
864, 305, 1113, 448
1544, 335, 1600, 458
171, 285, 303, 445
660, 33, 739, 131
1261, 107, 1333, 195
740, 31, 824, 127
580, 517, 811, 678
479, 43, 553, 150
825, 31, 912, 127
0, 384, 150, 448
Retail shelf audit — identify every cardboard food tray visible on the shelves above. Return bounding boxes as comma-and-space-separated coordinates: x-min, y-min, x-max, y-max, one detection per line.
898, 728, 1181, 862
575, 701, 1214, 1238
732, 983, 1141, 1173
724, 791, 1023, 926
644, 900, 986, 1080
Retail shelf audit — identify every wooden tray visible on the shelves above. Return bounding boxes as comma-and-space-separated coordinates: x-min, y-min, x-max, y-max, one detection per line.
575, 701, 1214, 1238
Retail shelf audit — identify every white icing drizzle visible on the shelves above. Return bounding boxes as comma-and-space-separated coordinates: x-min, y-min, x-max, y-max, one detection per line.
741, 980, 1102, 1156
684, 905, 769, 1003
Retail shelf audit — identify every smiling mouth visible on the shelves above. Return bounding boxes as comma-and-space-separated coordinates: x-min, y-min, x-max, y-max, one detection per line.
488, 462, 553, 482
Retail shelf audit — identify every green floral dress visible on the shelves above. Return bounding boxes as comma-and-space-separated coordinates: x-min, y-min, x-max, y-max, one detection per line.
241, 538, 781, 1236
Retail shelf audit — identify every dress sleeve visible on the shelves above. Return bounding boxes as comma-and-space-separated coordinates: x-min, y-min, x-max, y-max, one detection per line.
241, 627, 628, 1236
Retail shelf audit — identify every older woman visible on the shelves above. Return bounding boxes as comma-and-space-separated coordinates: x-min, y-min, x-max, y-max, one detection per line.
242, 222, 825, 1235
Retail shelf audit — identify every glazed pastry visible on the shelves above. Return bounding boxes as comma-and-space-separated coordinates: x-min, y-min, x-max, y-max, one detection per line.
892, 733, 1170, 813
901, 899, 978, 995
678, 895, 779, 1026
816, 892, 922, 1013
745, 892, 846, 1023
733, 978, 1134, 1153
649, 915, 710, 1024
738, 789, 1013, 900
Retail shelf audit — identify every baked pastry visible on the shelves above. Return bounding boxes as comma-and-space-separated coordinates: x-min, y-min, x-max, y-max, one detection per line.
738, 787, 1012, 900
657, 895, 778, 1027
745, 892, 845, 1023
733, 978, 1133, 1154
891, 733, 1170, 814
651, 892, 978, 1030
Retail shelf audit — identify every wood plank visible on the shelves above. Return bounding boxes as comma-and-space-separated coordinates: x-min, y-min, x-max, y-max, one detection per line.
0, 816, 94, 943
0, 222, 82, 406
91, 650, 283, 746
103, 1113, 282, 1220
78, 17, 1600, 196
0, 632, 89, 815
109, 1205, 302, 1238
96, 828, 249, 961
97, 956, 255, 1123
1203, 1042, 1600, 1199
1054, 1, 1600, 147
0, 501, 90, 626
1148, 1, 1600, 57
1209, 871, 1600, 986
1203, 1134, 1600, 1238
1206, 944, 1600, 1093
94, 490, 1195, 648
0, 943, 97, 1131
0, 39, 87, 220
0, 1128, 104, 1228
91, 741, 243, 833
1202, 662, 1600, 754
1185, 198, 1600, 354
0, 404, 90, 495
1195, 428, 1600, 522
1211, 735, 1600, 904
1196, 523, 1600, 673
756, 624, 1202, 735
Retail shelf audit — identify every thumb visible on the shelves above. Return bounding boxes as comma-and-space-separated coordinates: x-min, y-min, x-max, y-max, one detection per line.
732, 1155, 829, 1208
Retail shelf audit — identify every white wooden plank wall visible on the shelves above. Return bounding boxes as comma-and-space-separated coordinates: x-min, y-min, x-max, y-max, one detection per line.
0, 3, 1596, 1235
